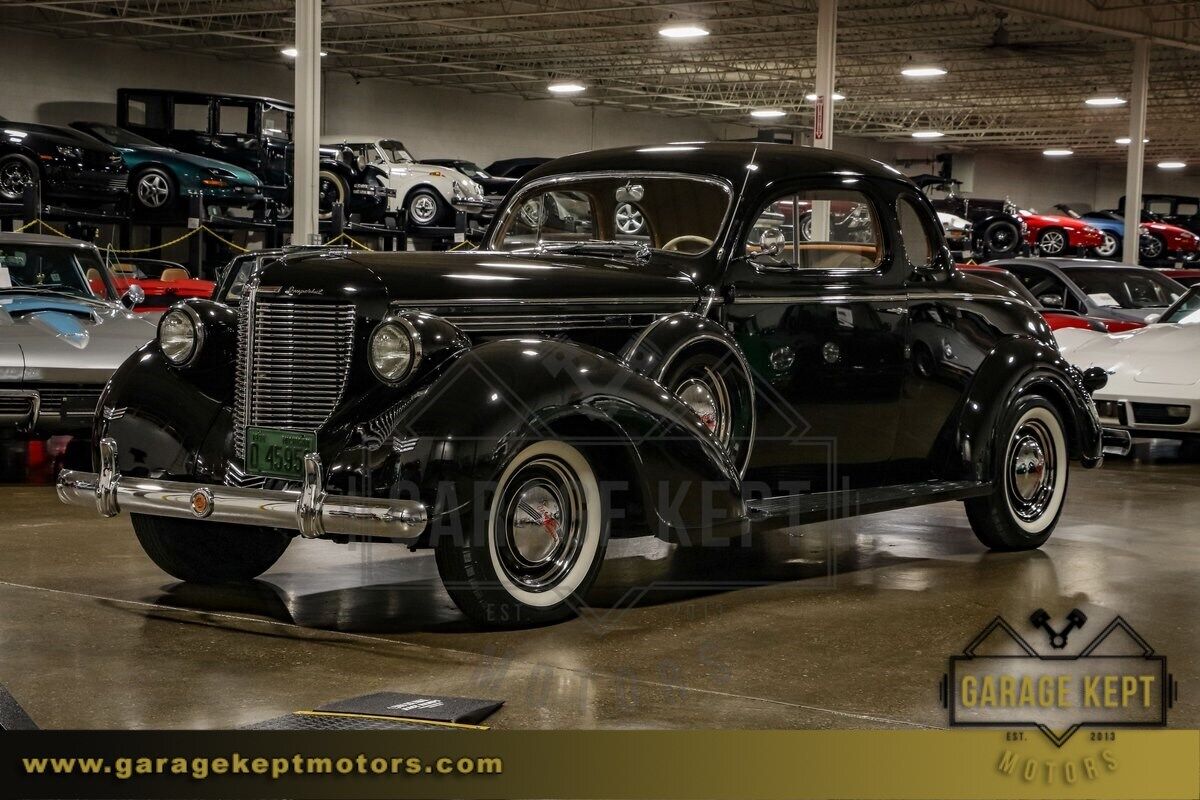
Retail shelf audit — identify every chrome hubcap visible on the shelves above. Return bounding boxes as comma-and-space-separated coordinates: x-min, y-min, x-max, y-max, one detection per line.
0, 161, 33, 200
137, 173, 170, 207
614, 202, 644, 234
410, 193, 437, 224
1006, 420, 1057, 523
676, 368, 732, 447
799, 214, 813, 241
497, 457, 585, 591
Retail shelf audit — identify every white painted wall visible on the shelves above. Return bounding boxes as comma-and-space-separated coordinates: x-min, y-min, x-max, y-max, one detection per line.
0, 30, 750, 165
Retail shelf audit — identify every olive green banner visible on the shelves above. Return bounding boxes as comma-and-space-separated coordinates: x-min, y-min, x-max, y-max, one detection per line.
2, 729, 1196, 799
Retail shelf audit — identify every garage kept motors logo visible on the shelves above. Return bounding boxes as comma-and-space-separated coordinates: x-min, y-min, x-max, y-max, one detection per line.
941, 610, 1177, 746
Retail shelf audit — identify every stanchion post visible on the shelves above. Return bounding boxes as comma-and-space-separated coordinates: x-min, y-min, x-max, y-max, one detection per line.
21, 185, 40, 226
187, 195, 205, 277
331, 202, 345, 241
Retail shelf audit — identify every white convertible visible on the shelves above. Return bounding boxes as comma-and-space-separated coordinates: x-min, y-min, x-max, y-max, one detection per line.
1056, 286, 1200, 439
322, 136, 485, 229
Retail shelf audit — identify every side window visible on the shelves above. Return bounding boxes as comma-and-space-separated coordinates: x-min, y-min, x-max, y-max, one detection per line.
897, 197, 935, 268
745, 188, 881, 270
173, 100, 211, 133
218, 102, 252, 135
262, 106, 292, 141
501, 189, 595, 249
1177, 201, 1199, 216
122, 93, 167, 128
1147, 200, 1174, 216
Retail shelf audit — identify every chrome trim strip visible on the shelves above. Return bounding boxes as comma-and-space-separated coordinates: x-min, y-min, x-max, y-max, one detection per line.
57, 466, 429, 542
729, 291, 1014, 304
392, 296, 699, 308
0, 389, 40, 431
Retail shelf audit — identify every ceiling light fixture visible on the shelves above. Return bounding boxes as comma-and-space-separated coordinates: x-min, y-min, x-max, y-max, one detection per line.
750, 109, 787, 119
1043, 149, 1074, 156
281, 47, 327, 57
547, 82, 586, 94
901, 66, 947, 78
1158, 161, 1186, 170
805, 92, 845, 101
1085, 96, 1126, 107
1115, 137, 1149, 145
911, 130, 945, 139
659, 24, 709, 39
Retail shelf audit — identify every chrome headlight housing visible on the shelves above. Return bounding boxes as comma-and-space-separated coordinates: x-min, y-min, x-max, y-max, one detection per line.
158, 305, 204, 366
369, 316, 421, 384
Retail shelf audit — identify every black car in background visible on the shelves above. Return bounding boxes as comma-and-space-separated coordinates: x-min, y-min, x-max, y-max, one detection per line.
115, 89, 391, 221
915, 175, 1027, 258
483, 156, 551, 180
421, 158, 515, 197
0, 116, 127, 209
1124, 194, 1200, 237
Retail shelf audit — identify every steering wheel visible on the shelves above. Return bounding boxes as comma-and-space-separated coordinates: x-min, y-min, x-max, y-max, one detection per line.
662, 235, 714, 253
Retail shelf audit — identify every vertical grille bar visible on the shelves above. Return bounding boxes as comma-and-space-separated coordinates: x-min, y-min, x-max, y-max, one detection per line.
232, 291, 355, 462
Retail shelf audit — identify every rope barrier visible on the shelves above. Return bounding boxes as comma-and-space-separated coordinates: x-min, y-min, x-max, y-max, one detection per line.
7, 218, 250, 254
448, 239, 477, 251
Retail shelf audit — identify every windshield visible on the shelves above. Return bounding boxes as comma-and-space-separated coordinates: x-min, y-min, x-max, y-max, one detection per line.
1065, 267, 1184, 310
969, 270, 1041, 307
1160, 288, 1200, 324
378, 140, 415, 163
84, 124, 158, 148
492, 173, 731, 256
262, 105, 292, 141
0, 243, 115, 301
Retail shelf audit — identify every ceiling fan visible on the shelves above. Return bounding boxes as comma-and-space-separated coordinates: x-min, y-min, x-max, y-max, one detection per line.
980, 11, 1095, 60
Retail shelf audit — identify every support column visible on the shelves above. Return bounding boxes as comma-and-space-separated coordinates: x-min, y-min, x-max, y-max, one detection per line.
811, 0, 837, 241
1122, 39, 1149, 265
293, 0, 322, 245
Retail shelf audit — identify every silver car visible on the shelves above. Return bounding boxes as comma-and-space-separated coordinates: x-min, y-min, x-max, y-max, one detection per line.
0, 232, 157, 437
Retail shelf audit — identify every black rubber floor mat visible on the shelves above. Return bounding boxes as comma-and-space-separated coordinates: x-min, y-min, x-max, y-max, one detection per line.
0, 684, 37, 730
241, 711, 478, 731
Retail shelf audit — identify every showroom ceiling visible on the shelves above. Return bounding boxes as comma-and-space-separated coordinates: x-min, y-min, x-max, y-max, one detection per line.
5, 0, 1200, 162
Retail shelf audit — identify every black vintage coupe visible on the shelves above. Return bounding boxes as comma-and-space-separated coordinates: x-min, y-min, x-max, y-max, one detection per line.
0, 116, 127, 209
916, 175, 1028, 259
58, 143, 1105, 626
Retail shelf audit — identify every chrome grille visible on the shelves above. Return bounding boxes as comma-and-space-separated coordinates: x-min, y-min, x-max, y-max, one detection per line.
232, 292, 355, 461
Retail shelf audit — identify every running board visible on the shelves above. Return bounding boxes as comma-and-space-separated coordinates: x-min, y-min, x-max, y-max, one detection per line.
746, 480, 992, 525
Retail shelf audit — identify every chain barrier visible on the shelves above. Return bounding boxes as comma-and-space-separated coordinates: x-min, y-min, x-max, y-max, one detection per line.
7, 219, 249, 255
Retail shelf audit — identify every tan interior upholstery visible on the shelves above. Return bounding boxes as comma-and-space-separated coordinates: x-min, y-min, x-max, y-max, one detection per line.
159, 268, 190, 282
111, 263, 135, 276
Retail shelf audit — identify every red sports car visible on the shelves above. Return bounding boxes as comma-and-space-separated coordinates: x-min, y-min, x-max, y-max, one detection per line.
90, 258, 214, 313
1019, 210, 1104, 257
957, 264, 1145, 333
1159, 267, 1200, 287
1140, 219, 1200, 262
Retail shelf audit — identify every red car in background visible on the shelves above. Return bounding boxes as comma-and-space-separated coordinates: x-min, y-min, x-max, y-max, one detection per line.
1159, 268, 1200, 287
957, 264, 1145, 333
89, 258, 214, 314
1019, 210, 1104, 257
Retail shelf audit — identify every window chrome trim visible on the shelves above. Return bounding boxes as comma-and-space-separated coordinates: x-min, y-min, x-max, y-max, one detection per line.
487, 169, 735, 254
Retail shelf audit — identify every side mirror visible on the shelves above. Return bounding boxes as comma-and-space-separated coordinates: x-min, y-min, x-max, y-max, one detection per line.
1144, 313, 1161, 324
1081, 366, 1108, 394
756, 228, 786, 258
615, 184, 644, 204
1039, 293, 1064, 309
122, 283, 145, 309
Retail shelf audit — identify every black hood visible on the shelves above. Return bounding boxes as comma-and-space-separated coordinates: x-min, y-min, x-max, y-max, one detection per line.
255, 249, 702, 313
5, 122, 121, 157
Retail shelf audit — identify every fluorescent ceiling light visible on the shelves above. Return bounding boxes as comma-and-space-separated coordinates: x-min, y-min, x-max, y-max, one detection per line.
1085, 96, 1126, 107
1115, 137, 1149, 144
901, 66, 947, 77
750, 109, 787, 119
547, 82, 586, 94
805, 92, 845, 101
1043, 148, 1073, 156
281, 47, 327, 57
911, 130, 944, 139
1158, 161, 1186, 170
659, 24, 709, 39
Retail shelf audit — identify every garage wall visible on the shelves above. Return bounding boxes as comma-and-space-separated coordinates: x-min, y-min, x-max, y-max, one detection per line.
0, 30, 752, 164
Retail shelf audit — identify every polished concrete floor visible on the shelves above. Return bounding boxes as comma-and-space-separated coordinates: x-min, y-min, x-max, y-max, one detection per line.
0, 445, 1196, 730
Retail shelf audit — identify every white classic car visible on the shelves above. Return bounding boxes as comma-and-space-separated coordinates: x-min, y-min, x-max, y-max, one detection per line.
321, 136, 485, 229
938, 211, 973, 258
1056, 286, 1200, 440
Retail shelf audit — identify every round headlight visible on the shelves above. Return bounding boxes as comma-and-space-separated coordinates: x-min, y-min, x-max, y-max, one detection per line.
158, 306, 203, 365
370, 318, 420, 383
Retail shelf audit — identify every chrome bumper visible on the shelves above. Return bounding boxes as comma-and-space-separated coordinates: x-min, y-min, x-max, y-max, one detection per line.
56, 437, 428, 540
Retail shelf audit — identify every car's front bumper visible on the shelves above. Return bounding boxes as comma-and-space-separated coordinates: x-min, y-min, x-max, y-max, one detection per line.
1093, 393, 1200, 437
58, 436, 429, 540
0, 386, 102, 436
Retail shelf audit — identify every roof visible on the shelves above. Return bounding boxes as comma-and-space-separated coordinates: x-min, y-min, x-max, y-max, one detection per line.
522, 142, 910, 188
320, 135, 389, 144
119, 88, 293, 110
992, 257, 1145, 271
0, 232, 94, 247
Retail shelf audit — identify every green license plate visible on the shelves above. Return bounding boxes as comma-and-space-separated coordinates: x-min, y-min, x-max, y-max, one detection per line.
245, 427, 317, 480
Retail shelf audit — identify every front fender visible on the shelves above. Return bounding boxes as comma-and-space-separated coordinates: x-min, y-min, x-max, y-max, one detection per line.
945, 336, 1102, 482
360, 338, 746, 541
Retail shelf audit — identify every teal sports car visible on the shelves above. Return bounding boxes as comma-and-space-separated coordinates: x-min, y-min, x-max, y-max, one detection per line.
70, 122, 262, 215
